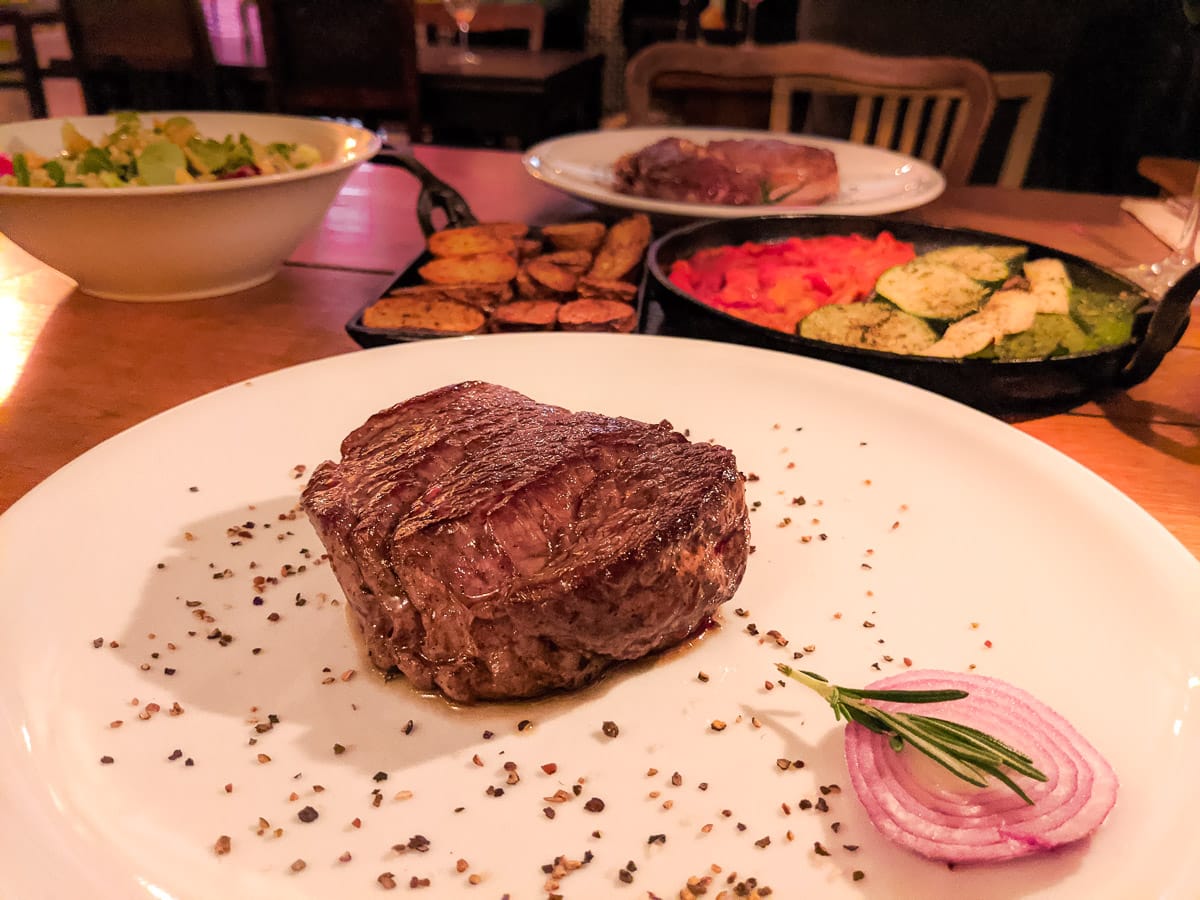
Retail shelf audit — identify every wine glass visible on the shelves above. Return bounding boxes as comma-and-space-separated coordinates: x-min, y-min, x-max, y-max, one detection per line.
675, 0, 693, 40
1118, 165, 1200, 299
741, 0, 763, 46
442, 0, 481, 65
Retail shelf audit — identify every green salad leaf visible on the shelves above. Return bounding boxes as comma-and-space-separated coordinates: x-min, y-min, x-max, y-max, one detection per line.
43, 160, 67, 186
12, 152, 30, 186
136, 141, 187, 185
186, 137, 230, 174
77, 146, 116, 175
231, 134, 257, 170
42, 160, 85, 188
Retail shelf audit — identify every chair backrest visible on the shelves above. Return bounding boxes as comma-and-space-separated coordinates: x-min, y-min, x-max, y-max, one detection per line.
414, 2, 544, 51
1137, 155, 1199, 198
625, 41, 997, 187
0, 7, 52, 118
991, 71, 1052, 188
60, 0, 214, 73
258, 0, 421, 140
59, 0, 217, 112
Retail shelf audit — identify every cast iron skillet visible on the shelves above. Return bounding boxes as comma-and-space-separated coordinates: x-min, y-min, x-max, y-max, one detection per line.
643, 215, 1195, 413
346, 151, 649, 348
345, 151, 478, 348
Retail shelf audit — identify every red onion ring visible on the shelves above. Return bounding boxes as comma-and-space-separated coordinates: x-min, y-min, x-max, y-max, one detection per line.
843, 669, 1118, 864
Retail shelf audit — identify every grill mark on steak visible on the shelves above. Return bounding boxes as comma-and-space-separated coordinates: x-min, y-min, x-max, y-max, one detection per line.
302, 381, 750, 703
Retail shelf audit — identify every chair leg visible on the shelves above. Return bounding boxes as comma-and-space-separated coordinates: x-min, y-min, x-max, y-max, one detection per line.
13, 18, 46, 118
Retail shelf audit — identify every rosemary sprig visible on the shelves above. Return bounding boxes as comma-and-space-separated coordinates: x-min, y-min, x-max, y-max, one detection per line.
776, 664, 1048, 804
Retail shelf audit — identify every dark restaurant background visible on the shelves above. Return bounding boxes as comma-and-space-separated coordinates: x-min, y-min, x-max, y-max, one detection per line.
618, 0, 1200, 195
1, 0, 1197, 195
797, 0, 1200, 195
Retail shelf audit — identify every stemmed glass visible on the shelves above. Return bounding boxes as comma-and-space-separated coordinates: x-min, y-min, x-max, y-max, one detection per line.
442, 0, 481, 66
676, 0, 692, 40
741, 0, 763, 46
1118, 166, 1200, 299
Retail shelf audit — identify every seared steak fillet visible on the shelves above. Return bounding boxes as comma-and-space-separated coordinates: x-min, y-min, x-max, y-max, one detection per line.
613, 137, 840, 206
301, 382, 750, 703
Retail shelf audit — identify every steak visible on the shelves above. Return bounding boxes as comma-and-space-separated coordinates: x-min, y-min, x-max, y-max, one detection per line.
613, 136, 840, 206
301, 382, 750, 703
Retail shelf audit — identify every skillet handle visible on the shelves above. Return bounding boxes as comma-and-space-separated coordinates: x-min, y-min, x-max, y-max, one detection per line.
371, 150, 479, 238
1117, 264, 1198, 387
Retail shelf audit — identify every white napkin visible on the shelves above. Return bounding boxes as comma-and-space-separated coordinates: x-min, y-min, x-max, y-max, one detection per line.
1120, 196, 1200, 258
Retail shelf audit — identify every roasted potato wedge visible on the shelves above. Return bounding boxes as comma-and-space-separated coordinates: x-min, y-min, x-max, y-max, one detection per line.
362, 295, 487, 334
476, 221, 530, 240
537, 249, 593, 272
371, 216, 649, 338
384, 281, 513, 313
557, 299, 638, 333
419, 252, 519, 285
516, 238, 544, 261
427, 226, 518, 258
525, 258, 580, 294
489, 299, 562, 332
541, 221, 607, 253
576, 276, 638, 303
514, 265, 541, 299
587, 214, 652, 281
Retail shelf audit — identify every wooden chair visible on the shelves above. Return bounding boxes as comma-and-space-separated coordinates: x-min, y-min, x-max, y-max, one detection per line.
258, 0, 421, 142
59, 0, 219, 113
0, 10, 46, 119
1137, 156, 1199, 198
991, 71, 1052, 188
624, 41, 997, 187
414, 2, 545, 52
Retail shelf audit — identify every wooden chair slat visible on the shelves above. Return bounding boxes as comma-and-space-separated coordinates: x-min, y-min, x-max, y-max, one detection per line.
624, 41, 1000, 186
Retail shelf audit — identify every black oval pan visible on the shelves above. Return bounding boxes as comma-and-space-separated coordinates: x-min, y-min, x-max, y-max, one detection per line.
643, 215, 1194, 413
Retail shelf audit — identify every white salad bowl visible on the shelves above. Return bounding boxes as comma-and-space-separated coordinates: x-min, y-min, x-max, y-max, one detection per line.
0, 112, 382, 301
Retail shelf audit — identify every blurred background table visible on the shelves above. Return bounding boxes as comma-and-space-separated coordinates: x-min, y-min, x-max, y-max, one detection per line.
417, 46, 602, 147
0, 0, 603, 149
202, 12, 603, 147
1, 145, 1196, 560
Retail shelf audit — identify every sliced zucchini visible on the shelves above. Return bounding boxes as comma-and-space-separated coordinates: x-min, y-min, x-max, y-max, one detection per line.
920, 289, 1038, 359
983, 289, 1038, 335
875, 260, 988, 321
798, 301, 938, 354
982, 244, 1028, 266
994, 313, 1098, 360
1024, 257, 1071, 315
921, 313, 999, 358
920, 246, 1012, 284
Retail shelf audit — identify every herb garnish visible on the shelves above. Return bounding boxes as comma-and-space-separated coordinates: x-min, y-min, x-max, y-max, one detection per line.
777, 665, 1048, 804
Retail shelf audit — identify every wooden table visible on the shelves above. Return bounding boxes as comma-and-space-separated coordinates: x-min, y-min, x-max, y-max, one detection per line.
418, 46, 604, 147
1, 145, 1198, 561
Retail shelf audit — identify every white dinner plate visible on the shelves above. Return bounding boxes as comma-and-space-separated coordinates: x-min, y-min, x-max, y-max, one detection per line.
2, 334, 1198, 899
521, 127, 946, 218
